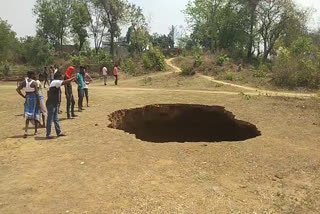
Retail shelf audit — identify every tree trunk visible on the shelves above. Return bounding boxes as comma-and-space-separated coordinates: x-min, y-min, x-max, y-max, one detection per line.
247, 12, 255, 59
79, 40, 84, 51
110, 30, 115, 58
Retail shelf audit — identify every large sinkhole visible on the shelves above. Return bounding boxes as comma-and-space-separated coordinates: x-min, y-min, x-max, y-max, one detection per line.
108, 104, 261, 143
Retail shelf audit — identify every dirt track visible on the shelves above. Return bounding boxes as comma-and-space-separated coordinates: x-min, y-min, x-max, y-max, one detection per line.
166, 58, 317, 98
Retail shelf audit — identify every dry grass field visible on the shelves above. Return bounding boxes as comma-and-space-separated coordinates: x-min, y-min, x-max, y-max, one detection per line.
0, 67, 319, 213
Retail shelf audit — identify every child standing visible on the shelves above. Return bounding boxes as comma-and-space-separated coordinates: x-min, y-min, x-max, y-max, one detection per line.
83, 67, 93, 107
36, 74, 47, 127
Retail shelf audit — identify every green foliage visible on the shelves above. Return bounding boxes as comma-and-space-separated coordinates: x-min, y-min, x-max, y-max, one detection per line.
71, 55, 83, 66
0, 61, 10, 76
291, 37, 313, 56
184, 0, 308, 61
97, 50, 112, 68
34, 0, 72, 48
181, 65, 195, 76
151, 33, 172, 49
100, 0, 128, 56
274, 37, 320, 89
143, 48, 165, 71
127, 26, 150, 54
194, 54, 203, 67
121, 58, 137, 74
20, 36, 54, 66
0, 19, 19, 61
193, 44, 202, 67
224, 72, 234, 81
253, 63, 268, 78
217, 54, 229, 66
70, 2, 91, 51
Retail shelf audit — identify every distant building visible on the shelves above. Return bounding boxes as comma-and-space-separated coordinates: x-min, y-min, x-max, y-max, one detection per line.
54, 44, 78, 55
102, 37, 129, 57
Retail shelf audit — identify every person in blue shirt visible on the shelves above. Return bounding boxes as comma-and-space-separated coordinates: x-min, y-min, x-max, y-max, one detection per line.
76, 66, 85, 112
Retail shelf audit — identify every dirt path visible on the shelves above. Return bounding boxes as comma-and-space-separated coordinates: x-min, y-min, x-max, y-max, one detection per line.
166, 58, 318, 98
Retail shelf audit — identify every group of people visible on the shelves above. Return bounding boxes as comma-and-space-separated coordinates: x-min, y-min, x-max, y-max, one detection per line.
102, 65, 119, 86
16, 65, 93, 139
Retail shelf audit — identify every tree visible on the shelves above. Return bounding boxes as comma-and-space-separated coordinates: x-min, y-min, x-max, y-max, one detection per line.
82, 0, 108, 53
247, 0, 261, 59
126, 4, 150, 55
0, 19, 19, 61
34, 0, 73, 50
256, 0, 299, 60
20, 36, 54, 66
100, 0, 129, 58
185, 0, 225, 51
168, 25, 176, 49
151, 34, 171, 49
71, 2, 91, 51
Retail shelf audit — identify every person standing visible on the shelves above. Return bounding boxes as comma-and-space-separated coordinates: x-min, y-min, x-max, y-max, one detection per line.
43, 67, 49, 88
64, 66, 77, 119
16, 71, 41, 138
113, 64, 119, 85
76, 67, 85, 112
49, 66, 54, 83
36, 74, 47, 127
102, 66, 108, 86
83, 67, 93, 107
54, 65, 59, 74
46, 72, 75, 139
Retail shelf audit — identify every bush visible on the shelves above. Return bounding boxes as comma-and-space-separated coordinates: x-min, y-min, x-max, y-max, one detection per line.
0, 61, 10, 76
121, 58, 137, 75
194, 54, 203, 67
181, 65, 195, 76
71, 55, 83, 66
274, 38, 320, 89
193, 43, 203, 67
224, 72, 234, 81
217, 54, 230, 66
143, 47, 165, 71
253, 64, 268, 78
97, 50, 112, 68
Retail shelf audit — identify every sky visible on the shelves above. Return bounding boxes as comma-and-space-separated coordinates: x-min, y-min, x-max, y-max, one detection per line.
0, 0, 320, 38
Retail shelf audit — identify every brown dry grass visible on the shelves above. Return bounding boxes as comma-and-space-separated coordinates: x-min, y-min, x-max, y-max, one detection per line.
0, 76, 320, 213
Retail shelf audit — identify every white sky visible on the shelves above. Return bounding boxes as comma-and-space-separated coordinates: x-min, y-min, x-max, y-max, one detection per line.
0, 0, 319, 38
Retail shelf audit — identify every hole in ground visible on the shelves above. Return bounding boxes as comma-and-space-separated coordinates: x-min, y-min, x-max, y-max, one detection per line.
108, 104, 261, 143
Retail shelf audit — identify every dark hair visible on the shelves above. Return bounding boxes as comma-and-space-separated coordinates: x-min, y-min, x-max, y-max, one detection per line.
27, 71, 35, 78
54, 71, 62, 79
39, 73, 44, 80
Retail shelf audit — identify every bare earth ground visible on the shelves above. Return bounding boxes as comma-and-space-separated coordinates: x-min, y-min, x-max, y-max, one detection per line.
0, 65, 320, 213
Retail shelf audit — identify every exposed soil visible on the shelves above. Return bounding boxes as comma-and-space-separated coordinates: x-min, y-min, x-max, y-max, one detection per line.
108, 104, 261, 143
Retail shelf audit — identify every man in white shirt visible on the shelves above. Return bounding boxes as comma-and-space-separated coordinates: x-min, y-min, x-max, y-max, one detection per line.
46, 72, 75, 139
102, 66, 108, 86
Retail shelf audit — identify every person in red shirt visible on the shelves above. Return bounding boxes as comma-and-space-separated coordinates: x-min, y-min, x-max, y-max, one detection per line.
113, 64, 119, 85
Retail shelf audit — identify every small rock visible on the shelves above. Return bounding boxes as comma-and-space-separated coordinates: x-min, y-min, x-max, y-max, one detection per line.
66, 211, 70, 213
80, 162, 85, 165
202, 144, 208, 147
275, 174, 283, 180
95, 124, 98, 126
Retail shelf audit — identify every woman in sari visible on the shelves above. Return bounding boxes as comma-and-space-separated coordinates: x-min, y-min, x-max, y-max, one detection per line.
16, 71, 41, 138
